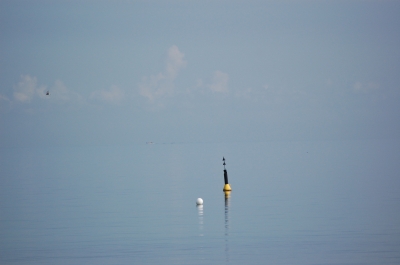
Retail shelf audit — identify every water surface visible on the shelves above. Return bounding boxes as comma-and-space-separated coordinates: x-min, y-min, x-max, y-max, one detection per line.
1, 140, 399, 264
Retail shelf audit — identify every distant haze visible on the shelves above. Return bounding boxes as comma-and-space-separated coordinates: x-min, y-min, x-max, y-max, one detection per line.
1, 1, 399, 147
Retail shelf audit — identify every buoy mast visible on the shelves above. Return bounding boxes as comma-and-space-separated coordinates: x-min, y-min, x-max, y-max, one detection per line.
222, 157, 232, 191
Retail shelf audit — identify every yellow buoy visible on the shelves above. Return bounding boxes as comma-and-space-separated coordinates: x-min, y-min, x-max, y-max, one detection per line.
223, 184, 232, 192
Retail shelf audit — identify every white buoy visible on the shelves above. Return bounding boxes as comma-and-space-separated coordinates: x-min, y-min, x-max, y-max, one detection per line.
196, 198, 203, 205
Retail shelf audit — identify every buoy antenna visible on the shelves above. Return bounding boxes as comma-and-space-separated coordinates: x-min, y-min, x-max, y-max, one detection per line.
223, 157, 226, 170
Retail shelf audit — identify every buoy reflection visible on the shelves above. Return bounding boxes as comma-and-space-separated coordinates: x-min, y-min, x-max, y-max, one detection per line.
197, 205, 203, 236
224, 191, 230, 264
224, 191, 230, 233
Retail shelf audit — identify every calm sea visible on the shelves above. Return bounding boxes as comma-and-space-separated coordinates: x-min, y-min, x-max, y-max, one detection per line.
1, 139, 399, 264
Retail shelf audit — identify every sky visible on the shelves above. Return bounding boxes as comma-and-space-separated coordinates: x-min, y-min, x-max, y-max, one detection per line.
0, 0, 399, 147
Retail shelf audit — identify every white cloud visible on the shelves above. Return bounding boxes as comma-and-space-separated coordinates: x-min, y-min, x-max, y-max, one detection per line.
353, 81, 363, 91
196, 79, 203, 88
12, 75, 82, 105
0, 94, 10, 102
13, 75, 46, 102
50, 80, 83, 102
139, 45, 186, 101
235, 87, 252, 99
0, 94, 11, 112
208, 71, 229, 93
90, 85, 124, 104
166, 45, 187, 80
139, 73, 172, 101
353, 81, 380, 93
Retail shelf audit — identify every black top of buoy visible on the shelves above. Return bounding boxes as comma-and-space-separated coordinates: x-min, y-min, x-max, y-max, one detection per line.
223, 157, 229, 185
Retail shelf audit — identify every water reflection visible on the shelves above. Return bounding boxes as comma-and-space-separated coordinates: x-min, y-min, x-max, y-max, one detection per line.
224, 191, 230, 264
197, 205, 203, 236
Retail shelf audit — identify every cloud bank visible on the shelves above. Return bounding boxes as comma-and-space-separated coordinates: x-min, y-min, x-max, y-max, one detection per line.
9, 75, 83, 109
139, 45, 187, 101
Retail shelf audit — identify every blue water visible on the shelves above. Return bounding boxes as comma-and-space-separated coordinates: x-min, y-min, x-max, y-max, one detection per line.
1, 140, 400, 264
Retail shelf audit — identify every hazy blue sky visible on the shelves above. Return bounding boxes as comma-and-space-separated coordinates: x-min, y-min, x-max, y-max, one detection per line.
1, 0, 399, 147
